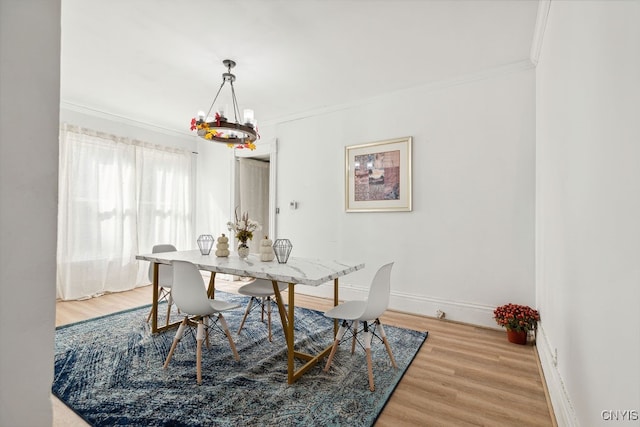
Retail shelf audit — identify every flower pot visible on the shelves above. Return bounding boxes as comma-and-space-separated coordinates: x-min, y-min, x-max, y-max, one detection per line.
506, 329, 527, 345
237, 245, 250, 259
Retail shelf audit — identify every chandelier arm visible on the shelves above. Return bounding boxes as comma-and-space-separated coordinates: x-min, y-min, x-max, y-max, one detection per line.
229, 81, 241, 124
205, 80, 227, 119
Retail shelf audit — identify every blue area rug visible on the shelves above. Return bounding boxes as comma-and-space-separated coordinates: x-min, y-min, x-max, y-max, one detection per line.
53, 291, 428, 426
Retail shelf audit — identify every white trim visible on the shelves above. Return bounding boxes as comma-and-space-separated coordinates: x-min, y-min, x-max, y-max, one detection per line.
530, 0, 551, 66
261, 59, 535, 126
536, 325, 579, 426
190, 151, 198, 245
229, 156, 237, 244
61, 101, 193, 139
59, 122, 192, 154
268, 140, 277, 239
229, 138, 278, 243
295, 284, 501, 329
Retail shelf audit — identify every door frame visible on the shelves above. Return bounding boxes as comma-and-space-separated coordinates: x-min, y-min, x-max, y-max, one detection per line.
229, 138, 277, 243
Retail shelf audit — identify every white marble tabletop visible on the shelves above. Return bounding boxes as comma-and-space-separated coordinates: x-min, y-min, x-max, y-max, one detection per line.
136, 249, 365, 287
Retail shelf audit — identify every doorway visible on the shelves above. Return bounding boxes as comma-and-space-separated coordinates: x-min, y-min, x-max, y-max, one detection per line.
231, 139, 277, 254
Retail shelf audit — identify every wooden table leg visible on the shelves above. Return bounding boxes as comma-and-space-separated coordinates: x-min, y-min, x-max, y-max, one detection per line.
272, 279, 341, 384
151, 262, 159, 333
207, 271, 217, 299
333, 278, 339, 335
272, 281, 295, 382
287, 282, 296, 383
272, 281, 292, 378
151, 261, 188, 334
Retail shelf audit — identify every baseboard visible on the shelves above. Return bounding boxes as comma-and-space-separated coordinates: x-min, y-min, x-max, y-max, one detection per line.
295, 283, 499, 329
535, 325, 579, 426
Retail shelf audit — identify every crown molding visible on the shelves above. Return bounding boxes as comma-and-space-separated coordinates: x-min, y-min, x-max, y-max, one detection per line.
264, 59, 535, 127
60, 101, 192, 139
530, 0, 552, 66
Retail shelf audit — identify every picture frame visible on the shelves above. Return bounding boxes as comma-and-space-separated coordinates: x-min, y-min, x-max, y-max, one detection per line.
345, 136, 412, 212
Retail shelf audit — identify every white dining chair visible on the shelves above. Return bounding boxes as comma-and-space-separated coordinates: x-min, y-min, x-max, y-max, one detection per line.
146, 244, 177, 326
323, 262, 397, 392
237, 278, 287, 342
163, 260, 241, 385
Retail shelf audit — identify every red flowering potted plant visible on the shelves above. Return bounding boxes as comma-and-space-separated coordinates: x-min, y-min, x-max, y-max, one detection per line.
493, 303, 540, 345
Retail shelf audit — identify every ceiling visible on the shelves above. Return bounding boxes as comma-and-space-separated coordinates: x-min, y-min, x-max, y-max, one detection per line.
60, 0, 539, 135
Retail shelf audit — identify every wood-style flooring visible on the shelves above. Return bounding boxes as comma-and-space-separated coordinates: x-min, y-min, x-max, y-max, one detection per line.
54, 280, 556, 427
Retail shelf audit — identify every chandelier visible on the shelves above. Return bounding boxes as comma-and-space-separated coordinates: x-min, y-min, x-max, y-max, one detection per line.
190, 59, 258, 150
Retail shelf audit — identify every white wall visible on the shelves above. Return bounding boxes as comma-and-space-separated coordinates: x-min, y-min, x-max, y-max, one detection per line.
0, 1, 60, 425
194, 139, 234, 238
273, 66, 536, 327
536, 1, 640, 425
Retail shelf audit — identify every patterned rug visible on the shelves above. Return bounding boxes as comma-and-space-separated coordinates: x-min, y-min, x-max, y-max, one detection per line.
53, 291, 428, 426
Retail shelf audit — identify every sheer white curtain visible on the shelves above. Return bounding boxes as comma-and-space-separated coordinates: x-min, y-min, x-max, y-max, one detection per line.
236, 158, 270, 253
57, 124, 193, 300
135, 146, 194, 284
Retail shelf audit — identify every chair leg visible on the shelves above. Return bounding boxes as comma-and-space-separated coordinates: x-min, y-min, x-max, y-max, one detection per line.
196, 320, 205, 385
351, 320, 358, 355
364, 328, 375, 392
165, 293, 172, 327
237, 297, 255, 335
163, 317, 187, 369
324, 321, 348, 372
266, 297, 273, 342
204, 316, 210, 348
218, 313, 240, 361
377, 322, 397, 368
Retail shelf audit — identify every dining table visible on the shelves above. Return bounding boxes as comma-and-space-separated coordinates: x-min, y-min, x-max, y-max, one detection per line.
135, 249, 365, 384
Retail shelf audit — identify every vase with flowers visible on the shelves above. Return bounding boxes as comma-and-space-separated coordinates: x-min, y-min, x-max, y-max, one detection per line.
493, 303, 540, 345
226, 208, 261, 259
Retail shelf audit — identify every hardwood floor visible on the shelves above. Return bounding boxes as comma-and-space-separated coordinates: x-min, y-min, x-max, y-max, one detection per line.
54, 280, 556, 427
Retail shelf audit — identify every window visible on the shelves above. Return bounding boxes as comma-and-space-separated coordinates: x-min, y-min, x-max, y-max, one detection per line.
57, 124, 194, 300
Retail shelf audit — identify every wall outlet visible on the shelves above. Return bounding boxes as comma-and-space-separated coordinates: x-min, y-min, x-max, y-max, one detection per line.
436, 310, 446, 320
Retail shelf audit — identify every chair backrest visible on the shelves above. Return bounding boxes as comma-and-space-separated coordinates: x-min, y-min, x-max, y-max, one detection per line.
359, 262, 394, 321
147, 244, 177, 287
170, 260, 215, 316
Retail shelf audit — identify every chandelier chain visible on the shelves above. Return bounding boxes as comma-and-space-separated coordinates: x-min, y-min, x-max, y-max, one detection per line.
229, 82, 242, 124
205, 79, 227, 122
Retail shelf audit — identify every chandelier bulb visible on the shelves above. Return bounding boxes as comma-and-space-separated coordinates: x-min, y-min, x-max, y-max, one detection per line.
243, 109, 254, 125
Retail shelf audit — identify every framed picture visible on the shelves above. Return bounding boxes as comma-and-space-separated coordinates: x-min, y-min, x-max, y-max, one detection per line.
345, 136, 412, 212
